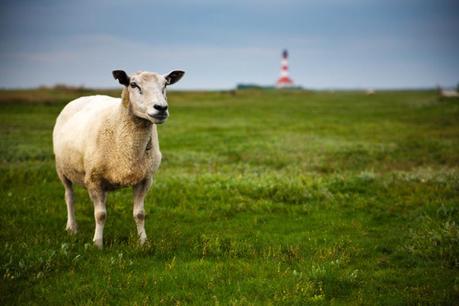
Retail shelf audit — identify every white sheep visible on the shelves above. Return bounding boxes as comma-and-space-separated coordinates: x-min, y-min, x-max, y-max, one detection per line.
52, 69, 185, 248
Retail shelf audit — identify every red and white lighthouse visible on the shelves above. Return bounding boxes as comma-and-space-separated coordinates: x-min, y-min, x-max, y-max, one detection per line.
276, 49, 294, 88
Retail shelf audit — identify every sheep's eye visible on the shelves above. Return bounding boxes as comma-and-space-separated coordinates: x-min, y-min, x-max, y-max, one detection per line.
130, 82, 142, 93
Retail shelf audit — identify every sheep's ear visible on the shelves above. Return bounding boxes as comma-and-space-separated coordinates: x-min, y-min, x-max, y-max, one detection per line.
112, 70, 130, 86
165, 70, 185, 85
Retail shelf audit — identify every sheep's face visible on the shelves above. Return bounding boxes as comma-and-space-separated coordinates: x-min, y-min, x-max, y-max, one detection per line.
113, 70, 185, 124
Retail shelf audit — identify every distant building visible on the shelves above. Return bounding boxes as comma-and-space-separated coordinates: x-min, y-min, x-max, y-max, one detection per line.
236, 83, 265, 90
276, 50, 294, 88
236, 49, 302, 90
438, 86, 459, 98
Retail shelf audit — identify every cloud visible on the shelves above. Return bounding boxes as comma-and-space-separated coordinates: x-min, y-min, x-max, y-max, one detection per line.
0, 1, 458, 88
1, 31, 458, 89
0, 34, 282, 89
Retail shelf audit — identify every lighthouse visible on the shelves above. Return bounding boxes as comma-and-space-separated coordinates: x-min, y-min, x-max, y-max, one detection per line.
276, 49, 294, 88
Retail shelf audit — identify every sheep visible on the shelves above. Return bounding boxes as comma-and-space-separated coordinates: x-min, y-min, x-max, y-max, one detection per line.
52, 69, 185, 248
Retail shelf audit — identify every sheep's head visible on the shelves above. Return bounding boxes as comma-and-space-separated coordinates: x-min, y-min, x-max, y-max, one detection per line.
112, 69, 185, 124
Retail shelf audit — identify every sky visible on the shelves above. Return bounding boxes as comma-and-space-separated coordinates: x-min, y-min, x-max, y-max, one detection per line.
0, 0, 458, 90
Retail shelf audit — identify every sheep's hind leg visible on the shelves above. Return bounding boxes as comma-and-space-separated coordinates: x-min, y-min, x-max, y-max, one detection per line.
58, 173, 78, 234
88, 186, 107, 249
133, 179, 152, 245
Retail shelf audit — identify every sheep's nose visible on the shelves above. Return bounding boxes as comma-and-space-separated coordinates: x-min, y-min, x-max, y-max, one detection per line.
153, 104, 168, 112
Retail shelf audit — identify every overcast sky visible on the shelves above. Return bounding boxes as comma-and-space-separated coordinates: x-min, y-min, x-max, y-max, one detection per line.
0, 0, 458, 89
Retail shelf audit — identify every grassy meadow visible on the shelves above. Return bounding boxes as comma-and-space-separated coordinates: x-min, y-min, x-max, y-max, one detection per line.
0, 88, 458, 304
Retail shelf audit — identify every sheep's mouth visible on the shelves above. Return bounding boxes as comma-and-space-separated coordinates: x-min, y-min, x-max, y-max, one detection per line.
152, 115, 168, 124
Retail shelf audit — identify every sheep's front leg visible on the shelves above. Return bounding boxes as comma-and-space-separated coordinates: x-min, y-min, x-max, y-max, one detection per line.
88, 186, 107, 249
133, 179, 152, 245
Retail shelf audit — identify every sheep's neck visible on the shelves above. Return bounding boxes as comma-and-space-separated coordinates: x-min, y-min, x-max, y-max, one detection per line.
115, 89, 156, 158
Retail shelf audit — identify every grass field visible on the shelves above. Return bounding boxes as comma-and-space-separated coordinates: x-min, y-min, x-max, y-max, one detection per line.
0, 88, 458, 304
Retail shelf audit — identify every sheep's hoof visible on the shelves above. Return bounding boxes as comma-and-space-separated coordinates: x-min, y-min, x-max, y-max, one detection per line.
66, 223, 78, 235
93, 239, 103, 249
139, 237, 148, 246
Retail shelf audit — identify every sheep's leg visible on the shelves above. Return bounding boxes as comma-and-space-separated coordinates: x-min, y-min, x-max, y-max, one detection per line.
88, 186, 107, 249
65, 183, 77, 234
133, 179, 152, 245
58, 172, 78, 234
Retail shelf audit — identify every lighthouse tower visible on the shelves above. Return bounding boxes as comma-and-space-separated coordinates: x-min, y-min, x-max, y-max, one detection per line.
276, 49, 294, 88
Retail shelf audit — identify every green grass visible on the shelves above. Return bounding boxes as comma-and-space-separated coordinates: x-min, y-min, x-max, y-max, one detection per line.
1, 89, 458, 305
